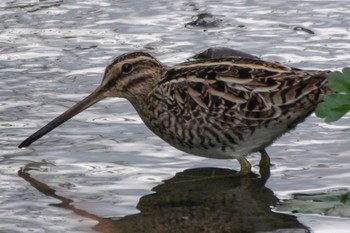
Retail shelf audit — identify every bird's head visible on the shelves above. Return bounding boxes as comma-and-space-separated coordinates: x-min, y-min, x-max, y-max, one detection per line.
18, 52, 166, 148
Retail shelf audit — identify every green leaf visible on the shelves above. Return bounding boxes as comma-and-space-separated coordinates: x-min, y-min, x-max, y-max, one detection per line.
315, 93, 350, 122
342, 67, 350, 80
316, 68, 350, 122
315, 103, 346, 122
328, 68, 350, 93
324, 93, 350, 105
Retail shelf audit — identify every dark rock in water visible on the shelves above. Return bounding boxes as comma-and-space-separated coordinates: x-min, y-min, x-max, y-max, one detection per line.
185, 13, 223, 28
191, 47, 260, 60
293, 26, 315, 35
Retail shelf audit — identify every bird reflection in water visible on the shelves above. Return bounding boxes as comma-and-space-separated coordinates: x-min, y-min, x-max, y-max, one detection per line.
18, 166, 309, 233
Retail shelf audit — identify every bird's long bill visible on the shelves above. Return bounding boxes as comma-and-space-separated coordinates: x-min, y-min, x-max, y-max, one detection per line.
18, 85, 107, 148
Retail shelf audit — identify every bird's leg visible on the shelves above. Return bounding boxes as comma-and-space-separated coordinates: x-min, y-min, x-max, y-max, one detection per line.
259, 149, 271, 180
259, 149, 270, 167
238, 156, 252, 175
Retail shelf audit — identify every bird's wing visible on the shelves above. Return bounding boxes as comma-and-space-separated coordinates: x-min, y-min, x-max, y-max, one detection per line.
153, 57, 328, 124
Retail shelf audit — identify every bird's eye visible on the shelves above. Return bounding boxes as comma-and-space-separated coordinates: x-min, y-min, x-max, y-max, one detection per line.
121, 63, 133, 73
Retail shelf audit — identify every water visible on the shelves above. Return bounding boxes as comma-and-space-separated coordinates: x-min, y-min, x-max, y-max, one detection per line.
1, 0, 350, 232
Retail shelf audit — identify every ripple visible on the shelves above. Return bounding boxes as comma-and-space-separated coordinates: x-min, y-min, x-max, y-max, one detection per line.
2, 0, 350, 232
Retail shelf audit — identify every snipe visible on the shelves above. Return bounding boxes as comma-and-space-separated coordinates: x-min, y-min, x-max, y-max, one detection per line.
19, 51, 329, 175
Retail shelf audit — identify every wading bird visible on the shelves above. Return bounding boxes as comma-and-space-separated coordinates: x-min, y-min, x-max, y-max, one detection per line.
19, 49, 329, 175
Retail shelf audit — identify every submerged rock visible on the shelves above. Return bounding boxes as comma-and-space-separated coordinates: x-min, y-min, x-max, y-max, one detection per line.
185, 13, 223, 28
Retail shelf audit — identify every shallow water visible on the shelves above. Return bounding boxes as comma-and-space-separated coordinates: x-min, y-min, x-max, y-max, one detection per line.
1, 0, 350, 232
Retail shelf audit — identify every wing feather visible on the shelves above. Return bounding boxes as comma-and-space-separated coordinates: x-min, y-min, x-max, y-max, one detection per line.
153, 57, 329, 124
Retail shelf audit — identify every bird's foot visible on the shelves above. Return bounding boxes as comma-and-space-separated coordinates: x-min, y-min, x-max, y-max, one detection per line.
258, 149, 271, 180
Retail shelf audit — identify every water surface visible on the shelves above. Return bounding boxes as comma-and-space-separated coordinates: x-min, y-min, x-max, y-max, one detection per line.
1, 0, 350, 232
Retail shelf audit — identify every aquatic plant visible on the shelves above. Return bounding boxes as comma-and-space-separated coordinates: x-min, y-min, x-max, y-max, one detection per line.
316, 68, 350, 122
